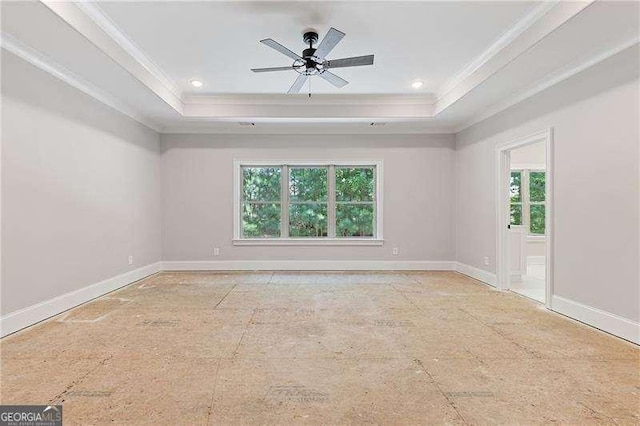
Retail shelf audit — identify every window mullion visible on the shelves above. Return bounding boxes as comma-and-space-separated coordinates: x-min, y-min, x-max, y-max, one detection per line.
328, 165, 336, 238
281, 165, 289, 238
523, 170, 531, 233
373, 166, 378, 238
239, 166, 245, 239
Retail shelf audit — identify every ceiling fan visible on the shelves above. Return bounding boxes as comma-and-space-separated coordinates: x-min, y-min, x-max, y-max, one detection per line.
251, 27, 374, 95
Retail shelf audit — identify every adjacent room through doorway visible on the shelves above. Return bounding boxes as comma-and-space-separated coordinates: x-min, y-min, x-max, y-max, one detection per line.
507, 141, 547, 303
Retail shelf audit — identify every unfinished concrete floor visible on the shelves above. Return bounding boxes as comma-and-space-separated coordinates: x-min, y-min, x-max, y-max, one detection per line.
1, 271, 638, 424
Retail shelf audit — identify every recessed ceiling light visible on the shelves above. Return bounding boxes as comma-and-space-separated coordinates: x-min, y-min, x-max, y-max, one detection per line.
189, 79, 204, 88
411, 80, 424, 89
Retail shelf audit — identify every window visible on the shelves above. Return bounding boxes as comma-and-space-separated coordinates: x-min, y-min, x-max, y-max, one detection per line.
509, 171, 523, 226
335, 167, 375, 237
288, 167, 328, 237
234, 161, 382, 245
241, 167, 281, 238
528, 171, 546, 235
509, 169, 546, 236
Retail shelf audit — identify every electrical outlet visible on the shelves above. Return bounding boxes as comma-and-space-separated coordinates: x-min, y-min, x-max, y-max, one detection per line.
213, 247, 220, 256
128, 255, 133, 265
483, 256, 490, 266
392, 247, 399, 256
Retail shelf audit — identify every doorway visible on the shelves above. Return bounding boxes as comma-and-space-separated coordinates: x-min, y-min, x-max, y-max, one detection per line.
496, 129, 553, 307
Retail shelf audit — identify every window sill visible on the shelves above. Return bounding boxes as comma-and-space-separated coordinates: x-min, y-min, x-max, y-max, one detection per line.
233, 238, 384, 246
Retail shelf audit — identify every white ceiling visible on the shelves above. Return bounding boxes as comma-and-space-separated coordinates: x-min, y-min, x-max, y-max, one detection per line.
1, 1, 638, 133
95, 1, 537, 95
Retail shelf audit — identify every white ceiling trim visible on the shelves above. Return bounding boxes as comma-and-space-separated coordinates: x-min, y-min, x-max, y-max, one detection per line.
182, 93, 436, 119
8, 0, 623, 134
40, 0, 184, 115
183, 93, 436, 106
183, 101, 435, 119
453, 37, 640, 133
159, 123, 455, 135
75, 0, 182, 100
437, 0, 559, 100
0, 32, 161, 132
434, 0, 594, 115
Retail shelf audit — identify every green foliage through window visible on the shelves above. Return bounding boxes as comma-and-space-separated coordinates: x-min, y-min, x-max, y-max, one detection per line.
530, 204, 545, 235
289, 167, 328, 237
289, 203, 328, 237
336, 168, 374, 201
336, 203, 374, 237
289, 168, 327, 201
510, 171, 522, 203
529, 172, 545, 202
243, 167, 280, 201
242, 167, 281, 238
510, 171, 522, 225
508, 169, 545, 235
510, 204, 522, 226
242, 203, 280, 237
336, 167, 375, 237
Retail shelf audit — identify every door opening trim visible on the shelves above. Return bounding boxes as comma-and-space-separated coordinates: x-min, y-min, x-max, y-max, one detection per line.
495, 128, 553, 308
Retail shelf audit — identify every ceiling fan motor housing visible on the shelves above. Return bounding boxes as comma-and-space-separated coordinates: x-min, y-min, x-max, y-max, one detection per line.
303, 48, 318, 70
302, 31, 320, 71
303, 31, 318, 46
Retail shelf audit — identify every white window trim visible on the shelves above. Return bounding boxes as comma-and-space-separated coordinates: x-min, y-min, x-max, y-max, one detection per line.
233, 160, 384, 246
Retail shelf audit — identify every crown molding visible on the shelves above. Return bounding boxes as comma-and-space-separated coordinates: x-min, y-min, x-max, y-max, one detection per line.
437, 1, 559, 100
181, 93, 436, 119
1, 32, 161, 132
159, 124, 455, 135
183, 93, 436, 106
74, 1, 182, 100
40, 0, 184, 115
434, 0, 594, 115
182, 100, 435, 119
453, 37, 640, 133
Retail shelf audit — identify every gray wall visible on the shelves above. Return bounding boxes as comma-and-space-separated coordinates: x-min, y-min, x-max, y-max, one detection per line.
455, 46, 639, 322
161, 134, 456, 262
1, 51, 162, 315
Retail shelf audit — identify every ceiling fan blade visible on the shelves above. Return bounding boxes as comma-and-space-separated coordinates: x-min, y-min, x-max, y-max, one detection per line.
287, 73, 308, 94
326, 55, 374, 69
319, 71, 348, 88
260, 38, 302, 60
314, 27, 345, 60
251, 66, 294, 73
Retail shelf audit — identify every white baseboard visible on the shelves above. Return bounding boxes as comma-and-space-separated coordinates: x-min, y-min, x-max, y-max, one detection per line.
453, 262, 497, 287
551, 295, 639, 344
161, 260, 455, 271
6, 260, 635, 345
0, 262, 162, 337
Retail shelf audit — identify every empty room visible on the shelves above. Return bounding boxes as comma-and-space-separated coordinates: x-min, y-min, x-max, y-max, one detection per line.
1, 0, 638, 424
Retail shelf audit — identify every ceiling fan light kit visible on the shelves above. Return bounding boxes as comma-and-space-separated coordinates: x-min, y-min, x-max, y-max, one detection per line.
251, 27, 375, 95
